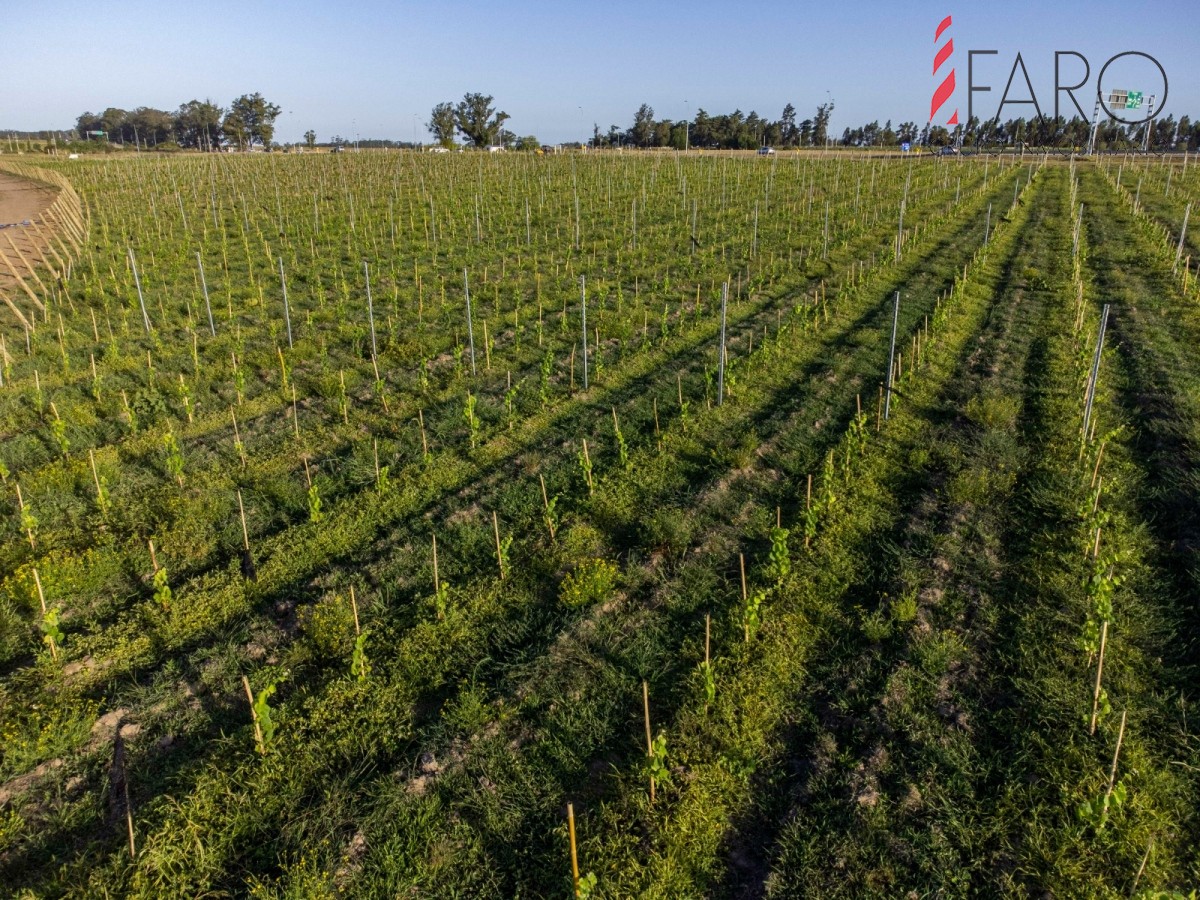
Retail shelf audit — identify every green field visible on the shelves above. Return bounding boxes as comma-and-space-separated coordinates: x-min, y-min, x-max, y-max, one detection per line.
0, 150, 1198, 897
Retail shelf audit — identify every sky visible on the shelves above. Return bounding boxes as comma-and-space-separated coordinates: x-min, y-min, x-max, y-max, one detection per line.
2, 0, 1197, 144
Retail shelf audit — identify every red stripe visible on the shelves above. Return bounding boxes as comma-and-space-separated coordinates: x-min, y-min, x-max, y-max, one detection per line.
934, 15, 952, 41
930, 68, 956, 121
934, 38, 954, 75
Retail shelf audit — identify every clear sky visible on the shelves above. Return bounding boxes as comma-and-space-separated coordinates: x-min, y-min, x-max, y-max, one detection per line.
3, 0, 1196, 144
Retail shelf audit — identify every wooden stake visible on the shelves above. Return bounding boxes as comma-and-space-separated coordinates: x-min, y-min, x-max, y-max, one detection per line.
1090, 441, 1107, 489
582, 439, 593, 494
432, 533, 441, 593
492, 510, 505, 579
33, 567, 56, 660
16, 482, 34, 549
349, 585, 361, 636
242, 675, 264, 751
89, 449, 104, 504
231, 407, 246, 468
805, 475, 813, 547
567, 802, 581, 897
739, 553, 749, 641
291, 384, 300, 439
643, 680, 655, 803
237, 490, 250, 550
418, 409, 429, 459
1090, 619, 1109, 735
1103, 709, 1128, 809
540, 474, 556, 541
1131, 837, 1154, 896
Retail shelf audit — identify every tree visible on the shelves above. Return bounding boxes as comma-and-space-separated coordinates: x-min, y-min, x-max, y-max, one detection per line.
76, 112, 103, 141
127, 108, 174, 148
629, 104, 656, 148
304, 130, 316, 149
224, 93, 281, 149
780, 103, 798, 146
515, 134, 540, 151
427, 102, 457, 148
99, 108, 130, 144
175, 100, 224, 151
812, 101, 835, 146
454, 93, 510, 147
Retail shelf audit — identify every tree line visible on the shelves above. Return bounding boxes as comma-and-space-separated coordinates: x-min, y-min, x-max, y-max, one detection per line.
75, 94, 284, 151
594, 102, 1200, 151
588, 101, 835, 150
841, 114, 1200, 151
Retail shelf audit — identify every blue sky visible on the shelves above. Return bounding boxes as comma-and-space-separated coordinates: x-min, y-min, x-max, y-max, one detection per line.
3, 0, 1196, 143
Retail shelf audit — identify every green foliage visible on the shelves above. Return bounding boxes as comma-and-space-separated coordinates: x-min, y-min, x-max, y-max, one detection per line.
463, 391, 480, 448
351, 630, 371, 681
503, 379, 520, 429
153, 566, 173, 610
163, 427, 185, 484
560, 558, 618, 608
700, 659, 715, 707
612, 413, 630, 470
767, 525, 791, 583
40, 607, 64, 654
539, 350, 553, 407
743, 587, 767, 641
1076, 778, 1127, 831
433, 580, 451, 621
251, 670, 286, 754
577, 441, 594, 494
50, 416, 69, 458
307, 483, 323, 523
576, 871, 599, 900
646, 731, 670, 786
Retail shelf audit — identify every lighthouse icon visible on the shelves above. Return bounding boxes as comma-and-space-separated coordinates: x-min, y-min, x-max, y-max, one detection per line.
931, 15, 959, 125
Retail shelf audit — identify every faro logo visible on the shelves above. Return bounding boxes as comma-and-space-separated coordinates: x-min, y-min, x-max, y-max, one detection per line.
929, 14, 1169, 128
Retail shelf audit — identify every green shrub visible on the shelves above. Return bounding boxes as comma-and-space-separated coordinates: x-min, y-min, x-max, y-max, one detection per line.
560, 558, 619, 608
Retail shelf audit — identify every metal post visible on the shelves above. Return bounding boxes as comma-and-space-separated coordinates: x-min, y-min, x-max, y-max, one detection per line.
984, 203, 991, 246
895, 200, 905, 261
1175, 202, 1191, 274
1082, 304, 1110, 440
364, 260, 376, 358
196, 251, 215, 336
463, 268, 476, 376
717, 282, 728, 406
580, 275, 588, 390
1073, 204, 1084, 259
884, 291, 900, 420
1087, 96, 1101, 156
129, 248, 150, 334
279, 257, 293, 349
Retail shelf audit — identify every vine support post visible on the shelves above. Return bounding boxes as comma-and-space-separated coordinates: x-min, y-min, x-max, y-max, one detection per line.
643, 681, 655, 803
197, 251, 215, 336
463, 268, 476, 376
1082, 304, 1110, 444
567, 802, 581, 897
279, 257, 293, 349
580, 275, 588, 390
717, 281, 728, 407
884, 291, 900, 421
1089, 620, 1109, 736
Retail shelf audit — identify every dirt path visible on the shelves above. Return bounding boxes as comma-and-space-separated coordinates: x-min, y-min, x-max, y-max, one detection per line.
0, 169, 69, 327
0, 171, 56, 225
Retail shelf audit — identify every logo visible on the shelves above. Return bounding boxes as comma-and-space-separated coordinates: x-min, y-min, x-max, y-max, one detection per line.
928, 16, 1169, 128
931, 16, 958, 125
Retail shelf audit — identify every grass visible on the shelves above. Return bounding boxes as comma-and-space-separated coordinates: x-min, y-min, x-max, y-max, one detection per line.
0, 151, 1196, 898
